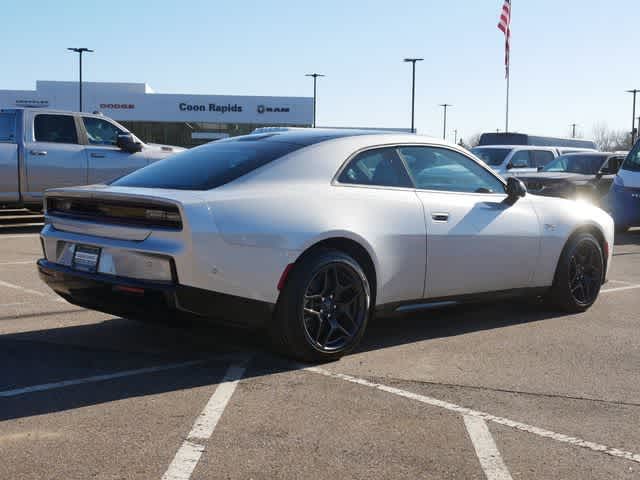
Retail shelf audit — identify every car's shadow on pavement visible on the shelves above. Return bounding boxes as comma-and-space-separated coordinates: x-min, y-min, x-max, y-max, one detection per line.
360, 300, 566, 353
0, 299, 566, 422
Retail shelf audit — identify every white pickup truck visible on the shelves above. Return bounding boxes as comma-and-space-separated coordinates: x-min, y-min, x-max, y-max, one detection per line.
0, 108, 184, 210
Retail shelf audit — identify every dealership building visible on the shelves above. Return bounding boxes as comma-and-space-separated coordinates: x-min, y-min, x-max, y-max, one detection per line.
0, 80, 314, 147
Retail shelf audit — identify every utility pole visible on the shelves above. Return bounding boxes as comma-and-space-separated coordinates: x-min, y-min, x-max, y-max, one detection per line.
67, 47, 94, 112
305, 73, 325, 128
454, 129, 458, 144
627, 89, 640, 144
404, 58, 423, 133
439, 104, 452, 140
570, 123, 577, 138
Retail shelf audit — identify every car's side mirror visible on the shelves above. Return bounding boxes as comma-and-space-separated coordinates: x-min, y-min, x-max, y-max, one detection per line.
596, 166, 614, 178
505, 177, 527, 202
116, 133, 143, 153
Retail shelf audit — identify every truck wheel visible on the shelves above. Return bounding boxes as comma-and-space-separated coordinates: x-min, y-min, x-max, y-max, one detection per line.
271, 249, 371, 362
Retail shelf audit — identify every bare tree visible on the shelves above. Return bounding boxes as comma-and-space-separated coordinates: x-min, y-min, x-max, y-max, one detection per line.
592, 123, 632, 151
465, 132, 482, 148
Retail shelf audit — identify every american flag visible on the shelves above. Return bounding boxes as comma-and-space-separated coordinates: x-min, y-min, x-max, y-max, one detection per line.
497, 0, 511, 78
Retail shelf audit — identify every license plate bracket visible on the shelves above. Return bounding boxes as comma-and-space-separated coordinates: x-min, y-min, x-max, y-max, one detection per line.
72, 245, 101, 273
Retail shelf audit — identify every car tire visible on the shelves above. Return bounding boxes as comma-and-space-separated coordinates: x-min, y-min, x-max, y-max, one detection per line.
271, 249, 371, 363
549, 232, 604, 313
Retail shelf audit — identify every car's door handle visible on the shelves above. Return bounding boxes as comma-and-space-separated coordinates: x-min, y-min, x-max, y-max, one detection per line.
431, 212, 449, 222
29, 150, 47, 156
90, 153, 106, 158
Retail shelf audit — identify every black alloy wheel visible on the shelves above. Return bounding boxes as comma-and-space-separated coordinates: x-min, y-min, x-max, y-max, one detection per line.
550, 232, 603, 312
272, 249, 371, 362
302, 263, 368, 352
568, 239, 603, 306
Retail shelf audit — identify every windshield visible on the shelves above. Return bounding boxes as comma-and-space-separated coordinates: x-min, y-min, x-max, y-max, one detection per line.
112, 139, 304, 190
620, 141, 640, 172
470, 147, 511, 166
543, 154, 606, 174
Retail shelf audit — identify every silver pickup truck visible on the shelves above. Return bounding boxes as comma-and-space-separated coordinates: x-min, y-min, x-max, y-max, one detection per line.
0, 108, 184, 210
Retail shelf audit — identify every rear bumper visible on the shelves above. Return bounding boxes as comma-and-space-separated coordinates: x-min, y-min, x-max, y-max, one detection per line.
37, 259, 274, 328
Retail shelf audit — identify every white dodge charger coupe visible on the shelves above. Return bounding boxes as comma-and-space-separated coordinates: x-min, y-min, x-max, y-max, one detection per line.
38, 130, 614, 361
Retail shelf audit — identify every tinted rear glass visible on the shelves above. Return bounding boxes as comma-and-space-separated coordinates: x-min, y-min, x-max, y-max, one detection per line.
0, 112, 16, 142
543, 154, 606, 174
34, 114, 78, 144
112, 140, 304, 190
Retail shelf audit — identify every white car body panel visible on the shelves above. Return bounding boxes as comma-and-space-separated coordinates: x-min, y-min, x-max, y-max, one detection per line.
39, 132, 614, 313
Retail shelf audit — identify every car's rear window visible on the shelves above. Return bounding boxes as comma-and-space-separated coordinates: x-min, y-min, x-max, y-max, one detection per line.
111, 140, 304, 190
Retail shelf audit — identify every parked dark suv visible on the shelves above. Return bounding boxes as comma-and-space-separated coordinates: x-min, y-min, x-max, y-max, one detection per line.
516, 152, 626, 204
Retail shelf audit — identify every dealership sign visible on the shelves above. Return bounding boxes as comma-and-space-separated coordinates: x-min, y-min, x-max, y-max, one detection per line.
0, 81, 313, 125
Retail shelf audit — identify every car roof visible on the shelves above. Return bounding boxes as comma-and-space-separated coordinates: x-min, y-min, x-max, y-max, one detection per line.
559, 151, 612, 157
471, 145, 558, 150
220, 128, 444, 148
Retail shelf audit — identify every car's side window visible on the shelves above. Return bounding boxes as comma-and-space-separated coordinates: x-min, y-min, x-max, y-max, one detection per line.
532, 150, 555, 169
509, 150, 531, 168
338, 148, 413, 188
398, 146, 505, 194
82, 117, 124, 146
34, 114, 78, 144
606, 156, 624, 173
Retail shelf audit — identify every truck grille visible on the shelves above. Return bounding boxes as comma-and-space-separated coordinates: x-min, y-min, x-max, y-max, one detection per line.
46, 197, 182, 230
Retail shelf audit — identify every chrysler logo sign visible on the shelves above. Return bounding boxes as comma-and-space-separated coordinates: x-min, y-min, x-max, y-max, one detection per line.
257, 105, 291, 114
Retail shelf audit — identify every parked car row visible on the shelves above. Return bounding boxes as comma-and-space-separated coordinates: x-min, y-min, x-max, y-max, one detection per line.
469, 133, 639, 232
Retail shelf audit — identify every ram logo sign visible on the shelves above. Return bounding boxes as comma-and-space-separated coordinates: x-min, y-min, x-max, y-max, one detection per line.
257, 105, 291, 114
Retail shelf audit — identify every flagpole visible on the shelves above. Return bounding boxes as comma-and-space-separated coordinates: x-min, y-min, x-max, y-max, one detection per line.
505, 70, 510, 133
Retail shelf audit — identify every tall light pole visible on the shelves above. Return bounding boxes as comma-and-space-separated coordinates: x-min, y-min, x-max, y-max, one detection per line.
305, 73, 325, 128
627, 89, 640, 145
439, 104, 453, 140
68, 47, 94, 112
404, 58, 423, 133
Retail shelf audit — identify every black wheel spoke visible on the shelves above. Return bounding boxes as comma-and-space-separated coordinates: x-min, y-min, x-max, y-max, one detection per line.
567, 239, 602, 306
301, 262, 367, 352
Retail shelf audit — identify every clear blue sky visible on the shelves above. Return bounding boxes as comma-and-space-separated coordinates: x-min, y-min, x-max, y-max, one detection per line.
2, 0, 639, 142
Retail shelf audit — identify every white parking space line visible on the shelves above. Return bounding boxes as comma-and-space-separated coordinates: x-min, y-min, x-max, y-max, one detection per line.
464, 415, 513, 480
0, 279, 66, 303
0, 302, 27, 308
0, 234, 39, 240
305, 367, 640, 465
0, 279, 51, 298
0, 360, 206, 398
0, 260, 35, 266
601, 284, 640, 294
162, 360, 250, 480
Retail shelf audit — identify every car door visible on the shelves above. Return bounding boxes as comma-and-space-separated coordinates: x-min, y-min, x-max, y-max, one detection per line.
81, 116, 148, 184
336, 147, 426, 304
595, 155, 625, 198
24, 113, 86, 202
399, 145, 541, 298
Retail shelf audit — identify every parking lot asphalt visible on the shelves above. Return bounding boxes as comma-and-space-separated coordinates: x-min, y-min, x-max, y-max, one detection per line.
1, 225, 639, 479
